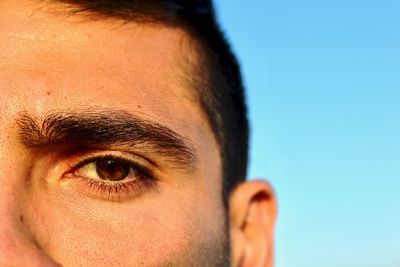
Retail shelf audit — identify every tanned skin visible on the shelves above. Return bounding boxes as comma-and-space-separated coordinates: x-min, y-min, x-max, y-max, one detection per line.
0, 1, 277, 266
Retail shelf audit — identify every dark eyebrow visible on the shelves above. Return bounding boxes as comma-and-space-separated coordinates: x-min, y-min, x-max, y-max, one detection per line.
16, 109, 196, 168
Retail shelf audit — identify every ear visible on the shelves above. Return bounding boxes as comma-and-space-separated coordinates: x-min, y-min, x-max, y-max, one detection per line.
229, 180, 277, 267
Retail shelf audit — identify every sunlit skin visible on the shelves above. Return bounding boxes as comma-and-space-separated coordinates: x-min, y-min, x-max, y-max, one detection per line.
0, 1, 277, 266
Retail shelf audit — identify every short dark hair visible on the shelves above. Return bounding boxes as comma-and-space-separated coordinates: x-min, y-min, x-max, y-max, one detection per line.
51, 0, 249, 204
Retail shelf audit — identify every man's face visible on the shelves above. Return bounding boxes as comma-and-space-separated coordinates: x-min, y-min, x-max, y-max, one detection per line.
0, 1, 230, 266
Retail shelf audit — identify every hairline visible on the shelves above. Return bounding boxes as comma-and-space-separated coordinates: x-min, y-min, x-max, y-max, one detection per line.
43, 2, 225, 165
34, 0, 247, 204
35, 0, 223, 156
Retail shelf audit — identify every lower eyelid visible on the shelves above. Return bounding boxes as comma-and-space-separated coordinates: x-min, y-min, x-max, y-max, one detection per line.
73, 176, 158, 201
54, 150, 162, 201
60, 160, 158, 201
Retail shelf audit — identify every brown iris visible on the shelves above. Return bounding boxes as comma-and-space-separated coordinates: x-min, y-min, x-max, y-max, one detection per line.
96, 158, 131, 181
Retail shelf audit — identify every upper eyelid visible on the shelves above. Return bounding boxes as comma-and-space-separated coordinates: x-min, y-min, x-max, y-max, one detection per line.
62, 151, 156, 179
64, 148, 154, 166
62, 147, 160, 169
72, 155, 134, 170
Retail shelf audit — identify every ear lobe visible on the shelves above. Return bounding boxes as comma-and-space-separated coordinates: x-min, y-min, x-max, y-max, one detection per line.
229, 180, 277, 267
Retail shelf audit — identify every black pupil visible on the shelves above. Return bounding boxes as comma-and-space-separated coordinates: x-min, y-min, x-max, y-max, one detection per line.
96, 158, 130, 181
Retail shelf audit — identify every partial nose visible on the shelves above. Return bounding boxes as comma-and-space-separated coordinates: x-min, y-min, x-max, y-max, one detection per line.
0, 192, 60, 267
0, 117, 61, 266
0, 228, 60, 267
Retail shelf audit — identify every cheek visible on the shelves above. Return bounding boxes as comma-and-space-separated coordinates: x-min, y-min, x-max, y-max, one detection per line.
28, 182, 225, 266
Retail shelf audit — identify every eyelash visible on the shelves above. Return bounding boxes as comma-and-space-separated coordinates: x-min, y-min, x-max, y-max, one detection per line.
64, 154, 159, 201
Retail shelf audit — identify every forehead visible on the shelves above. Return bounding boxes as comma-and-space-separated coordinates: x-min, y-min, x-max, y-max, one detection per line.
0, 1, 194, 118
0, 1, 192, 94
0, 1, 220, 177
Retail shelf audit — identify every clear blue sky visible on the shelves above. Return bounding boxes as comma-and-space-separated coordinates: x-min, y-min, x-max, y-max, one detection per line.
214, 1, 400, 266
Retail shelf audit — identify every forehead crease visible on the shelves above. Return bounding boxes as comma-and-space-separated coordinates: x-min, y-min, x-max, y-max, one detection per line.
0, 0, 200, 74
0, 0, 214, 146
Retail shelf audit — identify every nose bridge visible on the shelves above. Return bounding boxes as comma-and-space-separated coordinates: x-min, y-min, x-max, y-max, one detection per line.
0, 233, 60, 267
0, 164, 39, 266
0, 231, 60, 267
0, 187, 53, 266
0, 129, 59, 266
0, 220, 42, 267
0, 181, 59, 266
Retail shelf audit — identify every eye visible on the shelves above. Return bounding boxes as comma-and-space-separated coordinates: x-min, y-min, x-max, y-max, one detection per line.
77, 157, 134, 182
64, 154, 158, 201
